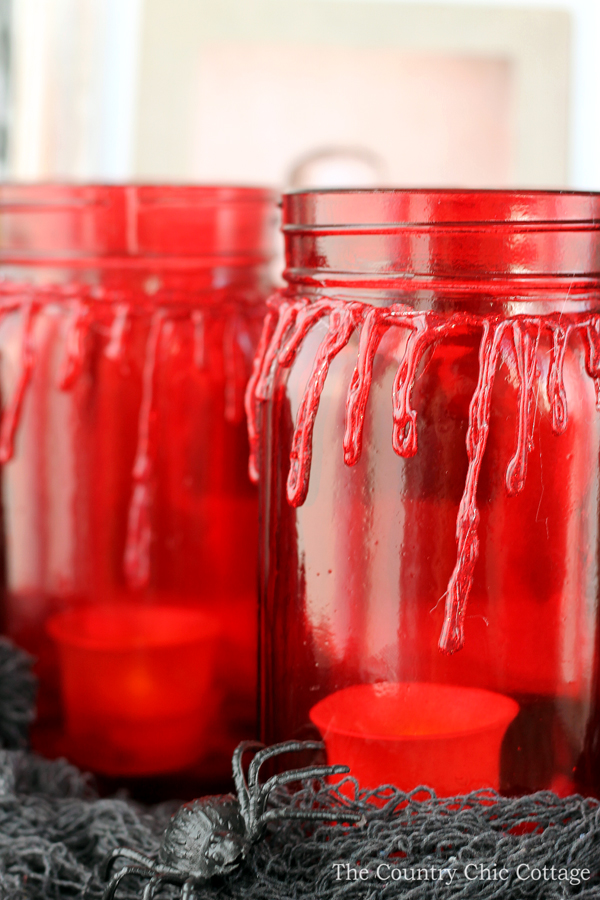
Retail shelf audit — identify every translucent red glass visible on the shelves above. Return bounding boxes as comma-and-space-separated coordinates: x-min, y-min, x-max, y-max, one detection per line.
250, 189, 600, 797
0, 184, 275, 789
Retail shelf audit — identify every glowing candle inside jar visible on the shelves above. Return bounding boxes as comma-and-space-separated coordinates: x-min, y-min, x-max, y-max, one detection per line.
310, 682, 519, 796
47, 605, 220, 776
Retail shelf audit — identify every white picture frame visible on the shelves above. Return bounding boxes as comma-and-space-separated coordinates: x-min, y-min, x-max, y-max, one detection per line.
136, 0, 570, 188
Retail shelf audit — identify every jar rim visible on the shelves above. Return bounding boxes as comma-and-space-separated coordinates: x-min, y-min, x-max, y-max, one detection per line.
282, 188, 600, 286
0, 183, 275, 204
0, 183, 277, 268
283, 188, 600, 229
283, 188, 600, 230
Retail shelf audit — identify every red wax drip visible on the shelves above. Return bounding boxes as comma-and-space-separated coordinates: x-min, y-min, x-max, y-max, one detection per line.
124, 310, 164, 590
584, 317, 600, 410
344, 307, 389, 466
105, 304, 130, 362
255, 301, 302, 403
439, 319, 509, 654
249, 299, 600, 653
279, 299, 336, 366
0, 301, 36, 463
505, 322, 539, 496
0, 280, 266, 600
245, 307, 278, 483
287, 305, 363, 507
192, 309, 205, 369
547, 321, 570, 435
223, 315, 248, 424
391, 315, 433, 458
58, 301, 91, 390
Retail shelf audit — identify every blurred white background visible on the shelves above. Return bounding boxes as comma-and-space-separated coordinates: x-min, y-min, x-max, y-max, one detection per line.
3, 0, 600, 190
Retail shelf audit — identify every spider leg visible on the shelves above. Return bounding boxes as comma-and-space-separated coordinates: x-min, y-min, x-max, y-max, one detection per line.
143, 871, 187, 900
181, 878, 199, 900
101, 848, 156, 882
261, 807, 364, 825
232, 740, 264, 823
102, 865, 151, 900
247, 741, 325, 795
142, 876, 161, 900
243, 741, 328, 838
260, 764, 349, 799
257, 764, 352, 820
155, 864, 186, 876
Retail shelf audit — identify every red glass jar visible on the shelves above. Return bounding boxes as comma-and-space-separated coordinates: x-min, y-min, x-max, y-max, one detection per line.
0, 184, 275, 790
249, 189, 600, 797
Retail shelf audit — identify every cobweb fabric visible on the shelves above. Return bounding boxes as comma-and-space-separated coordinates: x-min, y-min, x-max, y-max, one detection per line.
0, 638, 36, 750
1, 762, 600, 899
0, 638, 598, 899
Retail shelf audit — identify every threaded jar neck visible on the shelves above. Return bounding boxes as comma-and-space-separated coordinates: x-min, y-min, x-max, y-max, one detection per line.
0, 184, 277, 296
282, 189, 600, 300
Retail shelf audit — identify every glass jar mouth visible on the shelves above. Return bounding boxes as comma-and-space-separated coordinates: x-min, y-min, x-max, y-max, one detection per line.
0, 183, 277, 268
282, 189, 600, 291
283, 187, 600, 228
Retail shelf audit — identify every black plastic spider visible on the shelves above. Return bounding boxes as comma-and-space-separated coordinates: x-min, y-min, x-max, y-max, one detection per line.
101, 740, 361, 899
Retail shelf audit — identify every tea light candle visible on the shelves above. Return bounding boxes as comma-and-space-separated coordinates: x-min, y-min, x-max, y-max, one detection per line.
47, 605, 220, 776
310, 682, 519, 795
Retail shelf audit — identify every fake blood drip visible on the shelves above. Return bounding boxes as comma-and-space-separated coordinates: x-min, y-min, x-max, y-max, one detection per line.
105, 304, 130, 361
0, 290, 255, 592
0, 300, 37, 464
124, 310, 165, 590
247, 295, 600, 654
58, 300, 92, 391
223, 314, 252, 425
192, 310, 205, 369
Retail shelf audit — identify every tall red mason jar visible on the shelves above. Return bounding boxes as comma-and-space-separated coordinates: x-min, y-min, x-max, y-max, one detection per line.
249, 189, 600, 798
0, 184, 275, 789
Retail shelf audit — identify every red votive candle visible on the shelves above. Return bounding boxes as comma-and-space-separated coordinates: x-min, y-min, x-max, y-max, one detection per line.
48, 605, 220, 776
310, 683, 519, 795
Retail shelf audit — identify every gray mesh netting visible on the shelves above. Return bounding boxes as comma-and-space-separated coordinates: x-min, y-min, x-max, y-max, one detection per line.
0, 637, 36, 751
0, 636, 599, 899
